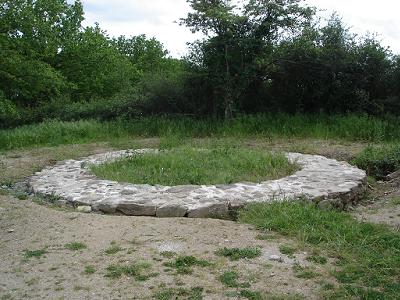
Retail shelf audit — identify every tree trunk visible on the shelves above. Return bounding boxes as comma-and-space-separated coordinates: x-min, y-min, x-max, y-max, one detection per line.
224, 90, 233, 119
224, 43, 233, 119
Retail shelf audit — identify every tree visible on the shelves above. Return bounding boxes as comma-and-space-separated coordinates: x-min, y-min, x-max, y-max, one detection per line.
0, 0, 83, 106
181, 0, 242, 118
57, 25, 135, 101
181, 0, 315, 118
114, 35, 168, 76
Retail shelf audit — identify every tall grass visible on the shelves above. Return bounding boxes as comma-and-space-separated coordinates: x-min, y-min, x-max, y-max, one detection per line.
1, 114, 399, 151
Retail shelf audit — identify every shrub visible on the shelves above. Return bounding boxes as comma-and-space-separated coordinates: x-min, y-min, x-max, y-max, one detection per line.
0, 91, 20, 128
352, 145, 400, 179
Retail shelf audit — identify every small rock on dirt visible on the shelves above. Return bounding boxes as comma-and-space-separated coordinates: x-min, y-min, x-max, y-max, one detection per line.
269, 255, 283, 262
318, 200, 333, 211
386, 169, 400, 181
76, 206, 92, 213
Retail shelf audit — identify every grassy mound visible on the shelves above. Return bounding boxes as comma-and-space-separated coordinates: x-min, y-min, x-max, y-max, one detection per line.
90, 147, 297, 186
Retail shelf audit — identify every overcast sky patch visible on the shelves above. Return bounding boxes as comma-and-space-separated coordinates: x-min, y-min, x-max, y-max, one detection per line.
78, 0, 400, 57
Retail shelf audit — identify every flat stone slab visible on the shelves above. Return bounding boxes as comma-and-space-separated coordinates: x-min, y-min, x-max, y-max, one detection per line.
28, 149, 367, 218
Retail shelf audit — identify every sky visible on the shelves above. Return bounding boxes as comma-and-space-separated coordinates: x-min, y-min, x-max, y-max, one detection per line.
78, 0, 400, 57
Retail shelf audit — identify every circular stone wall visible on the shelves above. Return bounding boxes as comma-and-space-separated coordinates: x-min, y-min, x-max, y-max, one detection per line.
28, 149, 367, 218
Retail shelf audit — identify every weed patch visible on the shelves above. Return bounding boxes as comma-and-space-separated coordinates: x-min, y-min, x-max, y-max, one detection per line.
65, 242, 87, 251
279, 245, 297, 257
219, 271, 251, 288
84, 265, 96, 275
24, 249, 47, 259
255, 233, 277, 241
105, 244, 123, 255
292, 264, 318, 279
105, 262, 152, 280
216, 247, 262, 261
154, 287, 204, 300
160, 251, 176, 258
239, 289, 263, 300
16, 192, 28, 200
306, 254, 327, 265
163, 255, 211, 274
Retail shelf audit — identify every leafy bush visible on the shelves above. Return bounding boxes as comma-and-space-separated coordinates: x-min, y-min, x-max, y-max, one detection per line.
352, 145, 400, 179
0, 91, 19, 128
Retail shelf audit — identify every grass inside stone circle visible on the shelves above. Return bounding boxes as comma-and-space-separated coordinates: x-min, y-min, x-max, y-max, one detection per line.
90, 147, 297, 186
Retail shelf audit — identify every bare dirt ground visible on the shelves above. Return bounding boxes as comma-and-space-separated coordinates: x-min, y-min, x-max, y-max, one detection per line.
0, 138, 398, 299
0, 194, 329, 300
352, 177, 400, 230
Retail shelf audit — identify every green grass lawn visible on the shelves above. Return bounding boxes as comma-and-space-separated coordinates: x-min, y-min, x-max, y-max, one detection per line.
90, 147, 297, 185
239, 201, 400, 299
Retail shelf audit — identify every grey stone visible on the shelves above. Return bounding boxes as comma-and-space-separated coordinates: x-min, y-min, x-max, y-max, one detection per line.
116, 202, 156, 216
187, 202, 230, 219
386, 169, 400, 181
156, 204, 187, 218
28, 149, 367, 219
318, 200, 334, 211
76, 205, 92, 213
166, 185, 198, 193
269, 255, 283, 262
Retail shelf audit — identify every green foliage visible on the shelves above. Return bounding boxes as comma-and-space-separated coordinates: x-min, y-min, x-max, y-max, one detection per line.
160, 251, 176, 258
114, 35, 168, 75
279, 245, 297, 257
352, 145, 400, 179
154, 287, 204, 300
58, 25, 135, 101
0, 114, 400, 150
0, 91, 19, 127
239, 201, 400, 299
0, 0, 177, 126
1, 0, 400, 126
91, 147, 295, 186
1, 114, 399, 151
105, 244, 123, 255
215, 247, 262, 261
306, 254, 327, 265
181, 0, 315, 118
84, 265, 96, 275
105, 262, 151, 279
24, 249, 47, 259
163, 255, 211, 275
65, 242, 87, 251
265, 15, 395, 115
219, 271, 251, 288
138, 68, 187, 115
239, 289, 263, 300
0, 0, 82, 106
292, 264, 318, 279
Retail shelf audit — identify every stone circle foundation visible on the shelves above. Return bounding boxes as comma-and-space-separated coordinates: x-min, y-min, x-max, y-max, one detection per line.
28, 149, 367, 218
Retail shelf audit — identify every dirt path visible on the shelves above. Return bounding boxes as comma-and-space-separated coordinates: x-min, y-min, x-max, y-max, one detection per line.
0, 194, 330, 300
